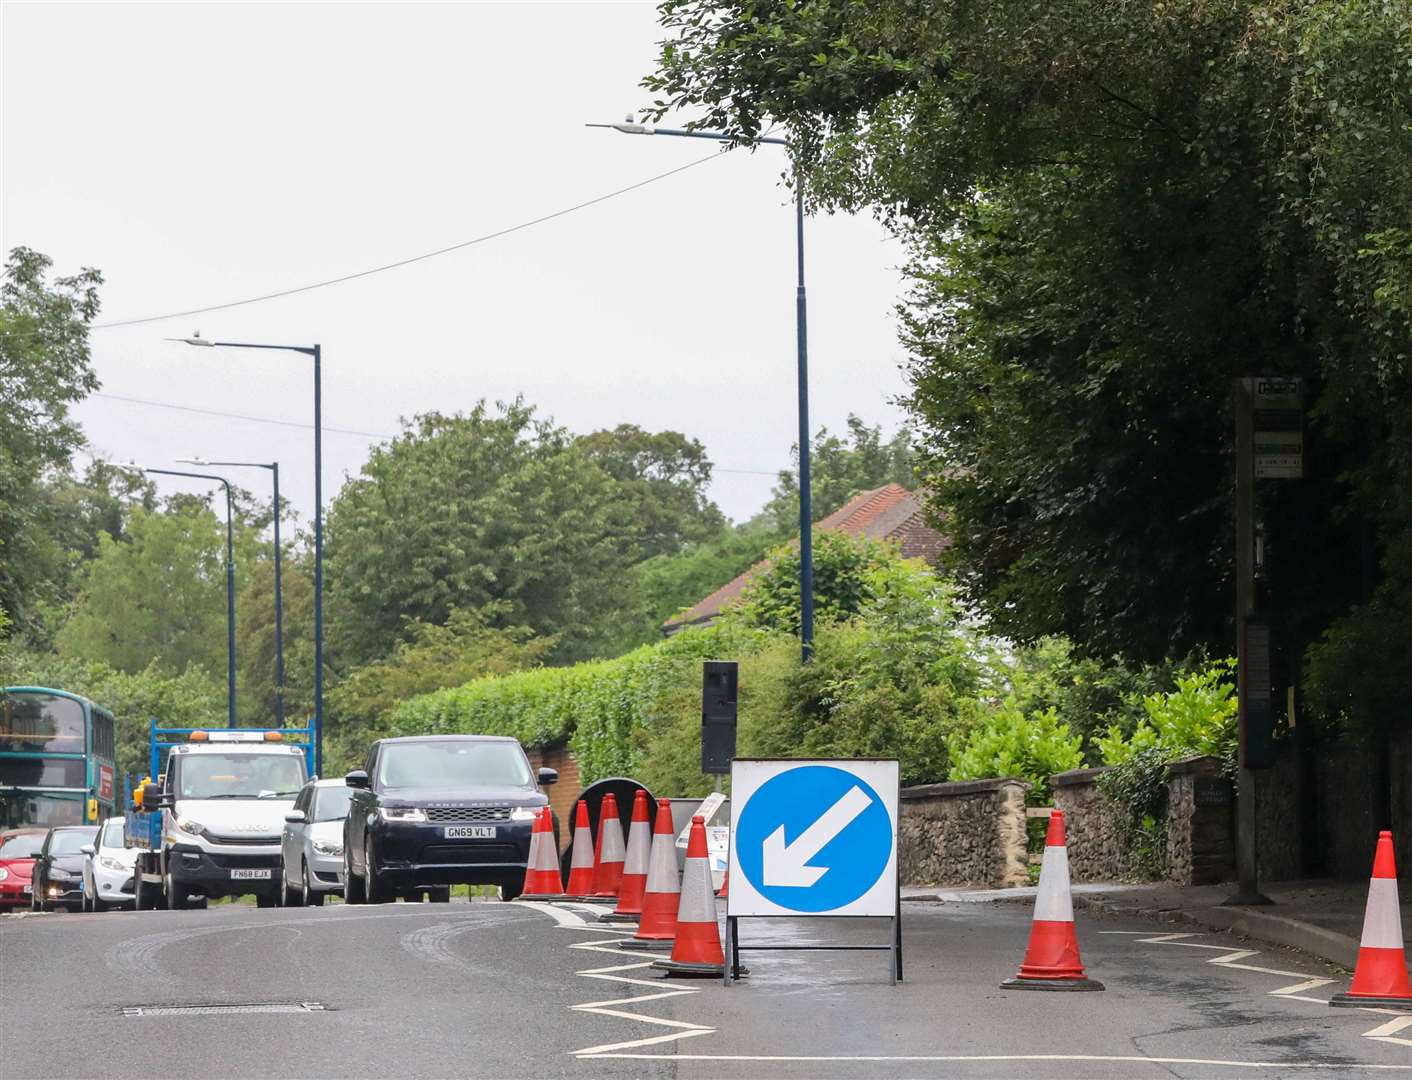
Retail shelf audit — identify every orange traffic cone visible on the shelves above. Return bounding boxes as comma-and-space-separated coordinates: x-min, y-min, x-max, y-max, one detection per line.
624, 798, 679, 951
604, 791, 651, 922
593, 793, 626, 899
652, 815, 726, 978
1002, 810, 1103, 991
716, 867, 729, 899
521, 807, 563, 898
1331, 830, 1411, 1009
563, 799, 597, 898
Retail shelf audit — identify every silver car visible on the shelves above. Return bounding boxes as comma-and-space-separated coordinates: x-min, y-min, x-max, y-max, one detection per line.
279, 778, 351, 906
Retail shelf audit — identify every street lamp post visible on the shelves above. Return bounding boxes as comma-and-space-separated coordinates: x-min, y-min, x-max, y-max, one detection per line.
180, 458, 285, 727
177, 337, 323, 775
588, 119, 815, 661
132, 466, 238, 728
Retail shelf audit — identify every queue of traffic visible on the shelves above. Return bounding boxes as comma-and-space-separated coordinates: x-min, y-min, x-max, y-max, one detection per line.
1, 719, 561, 914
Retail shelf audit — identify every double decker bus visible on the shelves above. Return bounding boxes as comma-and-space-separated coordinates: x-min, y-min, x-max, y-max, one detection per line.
0, 687, 117, 829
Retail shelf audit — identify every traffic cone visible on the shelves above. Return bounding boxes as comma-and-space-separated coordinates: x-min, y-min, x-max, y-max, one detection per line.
652, 815, 726, 978
1330, 830, 1411, 1009
717, 867, 729, 899
520, 807, 562, 898
563, 799, 597, 898
593, 793, 626, 899
1001, 810, 1104, 991
624, 798, 679, 951
604, 791, 651, 922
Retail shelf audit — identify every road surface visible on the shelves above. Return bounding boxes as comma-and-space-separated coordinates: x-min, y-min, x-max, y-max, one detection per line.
2, 899, 1407, 1078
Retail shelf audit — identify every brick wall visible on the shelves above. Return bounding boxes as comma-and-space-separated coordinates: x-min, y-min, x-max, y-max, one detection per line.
526, 744, 582, 848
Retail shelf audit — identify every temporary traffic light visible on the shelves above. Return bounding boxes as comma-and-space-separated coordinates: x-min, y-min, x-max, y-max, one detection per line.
701, 660, 738, 775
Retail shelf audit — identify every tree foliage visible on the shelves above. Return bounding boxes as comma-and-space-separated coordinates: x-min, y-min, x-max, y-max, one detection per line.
0, 248, 103, 631
643, 0, 1412, 720
736, 529, 899, 634
763, 415, 914, 534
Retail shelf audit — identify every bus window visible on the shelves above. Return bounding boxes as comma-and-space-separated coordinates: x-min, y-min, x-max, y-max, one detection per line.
0, 758, 87, 788
0, 792, 84, 829
0, 695, 86, 754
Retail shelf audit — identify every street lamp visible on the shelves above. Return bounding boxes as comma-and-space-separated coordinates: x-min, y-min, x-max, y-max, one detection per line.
123, 464, 238, 728
174, 336, 324, 775
588, 118, 815, 661
179, 457, 285, 727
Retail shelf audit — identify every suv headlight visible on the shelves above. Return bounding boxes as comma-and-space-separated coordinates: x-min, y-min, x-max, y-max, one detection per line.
378, 806, 426, 823
173, 815, 207, 838
311, 838, 343, 857
508, 807, 539, 823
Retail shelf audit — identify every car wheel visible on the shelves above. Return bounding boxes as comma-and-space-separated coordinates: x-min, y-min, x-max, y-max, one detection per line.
165, 870, 190, 911
281, 859, 302, 907
342, 847, 365, 905
364, 839, 390, 904
428, 887, 451, 903
500, 879, 523, 902
303, 863, 325, 907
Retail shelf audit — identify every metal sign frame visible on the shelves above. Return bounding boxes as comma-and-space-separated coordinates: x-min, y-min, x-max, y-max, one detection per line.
724, 758, 902, 986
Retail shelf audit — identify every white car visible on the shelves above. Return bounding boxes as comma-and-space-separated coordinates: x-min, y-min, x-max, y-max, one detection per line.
279, 778, 352, 906
81, 818, 138, 911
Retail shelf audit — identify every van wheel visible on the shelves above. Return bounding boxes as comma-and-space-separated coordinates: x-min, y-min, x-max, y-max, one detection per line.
165, 870, 190, 911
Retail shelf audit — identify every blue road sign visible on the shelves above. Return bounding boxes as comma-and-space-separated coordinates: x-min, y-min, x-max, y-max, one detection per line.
734, 763, 895, 913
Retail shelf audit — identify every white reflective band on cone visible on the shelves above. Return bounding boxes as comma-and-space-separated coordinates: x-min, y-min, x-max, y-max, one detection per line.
600, 817, 625, 863
676, 855, 715, 923
1032, 843, 1074, 923
623, 818, 650, 873
1360, 878, 1405, 949
569, 828, 594, 868
530, 829, 559, 872
645, 832, 680, 894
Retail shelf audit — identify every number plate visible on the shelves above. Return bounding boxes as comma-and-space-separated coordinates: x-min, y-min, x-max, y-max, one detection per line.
444, 826, 495, 840
230, 868, 272, 880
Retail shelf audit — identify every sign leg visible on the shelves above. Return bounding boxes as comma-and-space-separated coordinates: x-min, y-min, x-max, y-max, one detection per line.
723, 916, 734, 987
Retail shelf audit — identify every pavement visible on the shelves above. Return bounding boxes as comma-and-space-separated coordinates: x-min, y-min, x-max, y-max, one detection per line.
3, 895, 1409, 1079
904, 878, 1412, 972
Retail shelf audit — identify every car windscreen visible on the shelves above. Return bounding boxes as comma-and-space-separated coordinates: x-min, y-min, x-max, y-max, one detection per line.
0, 833, 44, 858
376, 742, 532, 790
47, 828, 97, 855
176, 753, 306, 800
100, 820, 125, 848
312, 785, 352, 822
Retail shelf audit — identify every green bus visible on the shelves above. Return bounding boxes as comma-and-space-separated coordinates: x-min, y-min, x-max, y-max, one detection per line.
0, 687, 118, 829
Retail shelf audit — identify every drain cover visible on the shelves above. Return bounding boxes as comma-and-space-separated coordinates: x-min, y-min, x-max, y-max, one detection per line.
122, 1002, 328, 1017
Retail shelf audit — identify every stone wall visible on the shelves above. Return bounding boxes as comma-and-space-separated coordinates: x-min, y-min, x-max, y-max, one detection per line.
898, 777, 1030, 888
1250, 744, 1302, 882
1051, 767, 1128, 882
1167, 756, 1235, 885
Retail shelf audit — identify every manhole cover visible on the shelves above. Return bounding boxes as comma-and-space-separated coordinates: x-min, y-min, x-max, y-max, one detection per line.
122, 1002, 328, 1017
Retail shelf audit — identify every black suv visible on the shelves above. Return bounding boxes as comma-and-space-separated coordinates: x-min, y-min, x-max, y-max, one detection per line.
342, 735, 556, 903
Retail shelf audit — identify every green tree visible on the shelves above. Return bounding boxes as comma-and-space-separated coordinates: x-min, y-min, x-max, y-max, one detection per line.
633, 518, 784, 627
764, 416, 915, 534
325, 401, 641, 666
0, 248, 103, 632
735, 530, 899, 634
576, 424, 725, 558
643, 0, 1412, 691
55, 502, 256, 677
326, 605, 552, 771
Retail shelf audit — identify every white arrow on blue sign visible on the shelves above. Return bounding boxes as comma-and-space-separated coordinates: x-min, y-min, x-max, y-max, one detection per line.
728, 759, 899, 917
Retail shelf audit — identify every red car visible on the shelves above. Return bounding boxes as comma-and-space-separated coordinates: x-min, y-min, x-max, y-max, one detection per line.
0, 829, 47, 911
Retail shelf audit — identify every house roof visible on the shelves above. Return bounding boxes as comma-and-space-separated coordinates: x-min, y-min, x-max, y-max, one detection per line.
662, 484, 948, 632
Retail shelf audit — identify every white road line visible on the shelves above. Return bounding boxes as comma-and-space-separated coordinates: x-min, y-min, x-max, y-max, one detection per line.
572, 1053, 1412, 1069
514, 899, 717, 1058
1101, 928, 1412, 1051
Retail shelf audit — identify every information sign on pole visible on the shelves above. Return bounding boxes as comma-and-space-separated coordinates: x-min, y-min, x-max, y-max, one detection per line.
725, 759, 901, 984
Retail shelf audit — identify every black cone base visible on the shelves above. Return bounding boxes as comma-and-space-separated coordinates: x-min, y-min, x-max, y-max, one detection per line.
1330, 991, 1412, 1010
620, 937, 673, 951
598, 911, 638, 923
1001, 975, 1105, 991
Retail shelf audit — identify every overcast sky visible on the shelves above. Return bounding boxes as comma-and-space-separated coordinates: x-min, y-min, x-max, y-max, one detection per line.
2, 1, 911, 527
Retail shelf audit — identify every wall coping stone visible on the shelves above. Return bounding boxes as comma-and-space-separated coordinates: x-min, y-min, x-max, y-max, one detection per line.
1166, 754, 1225, 777
1051, 766, 1111, 788
900, 777, 1031, 800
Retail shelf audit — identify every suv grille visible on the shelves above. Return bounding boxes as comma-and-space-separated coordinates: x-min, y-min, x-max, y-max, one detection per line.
423, 806, 510, 824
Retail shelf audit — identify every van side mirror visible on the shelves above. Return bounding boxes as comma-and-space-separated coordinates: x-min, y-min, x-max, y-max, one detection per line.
345, 770, 370, 789
537, 767, 558, 786
80, 844, 95, 856
284, 810, 306, 825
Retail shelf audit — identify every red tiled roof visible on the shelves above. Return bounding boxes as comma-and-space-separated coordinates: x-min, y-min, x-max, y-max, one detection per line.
662, 484, 948, 632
